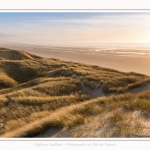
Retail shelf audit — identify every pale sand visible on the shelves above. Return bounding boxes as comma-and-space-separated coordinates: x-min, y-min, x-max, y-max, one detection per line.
3, 45, 150, 76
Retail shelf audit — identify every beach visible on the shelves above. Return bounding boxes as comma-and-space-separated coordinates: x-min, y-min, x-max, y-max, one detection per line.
4, 44, 150, 76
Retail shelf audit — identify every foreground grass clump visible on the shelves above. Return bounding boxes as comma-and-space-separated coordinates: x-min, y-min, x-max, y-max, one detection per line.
0, 91, 149, 137
109, 111, 127, 125
0, 47, 150, 138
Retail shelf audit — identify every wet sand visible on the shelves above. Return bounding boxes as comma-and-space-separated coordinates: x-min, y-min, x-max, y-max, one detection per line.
3, 45, 150, 76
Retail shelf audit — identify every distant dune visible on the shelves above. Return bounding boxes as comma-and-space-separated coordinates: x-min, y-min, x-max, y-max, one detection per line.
0, 47, 150, 138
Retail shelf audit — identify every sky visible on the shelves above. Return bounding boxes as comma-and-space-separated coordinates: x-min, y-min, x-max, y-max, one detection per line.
0, 12, 150, 46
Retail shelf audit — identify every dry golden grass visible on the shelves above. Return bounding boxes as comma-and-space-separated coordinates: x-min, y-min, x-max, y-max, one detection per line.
0, 47, 150, 137
0, 70, 18, 89
106, 110, 144, 137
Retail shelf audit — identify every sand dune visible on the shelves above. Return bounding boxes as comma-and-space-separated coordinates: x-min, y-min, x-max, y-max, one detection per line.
1, 47, 150, 138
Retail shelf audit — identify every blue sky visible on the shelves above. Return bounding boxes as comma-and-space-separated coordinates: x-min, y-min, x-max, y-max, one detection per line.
0, 12, 150, 46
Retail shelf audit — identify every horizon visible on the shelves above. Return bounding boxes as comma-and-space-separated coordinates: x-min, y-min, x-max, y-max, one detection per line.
2, 42, 150, 51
